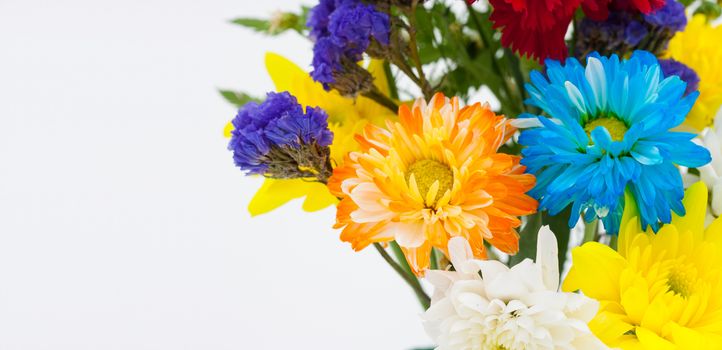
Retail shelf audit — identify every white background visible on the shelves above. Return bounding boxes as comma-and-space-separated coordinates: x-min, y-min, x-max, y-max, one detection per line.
0, 1, 429, 349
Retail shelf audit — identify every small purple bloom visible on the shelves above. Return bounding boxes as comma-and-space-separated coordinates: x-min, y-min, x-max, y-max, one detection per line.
307, 0, 390, 87
266, 106, 334, 147
624, 20, 648, 46
644, 0, 687, 33
228, 92, 334, 175
659, 59, 701, 96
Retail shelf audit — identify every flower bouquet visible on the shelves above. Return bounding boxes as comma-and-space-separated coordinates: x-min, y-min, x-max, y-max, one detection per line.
223, 0, 722, 348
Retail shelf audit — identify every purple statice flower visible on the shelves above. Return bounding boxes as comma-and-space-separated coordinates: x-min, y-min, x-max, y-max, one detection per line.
307, 0, 390, 88
228, 92, 334, 178
310, 37, 343, 86
266, 106, 334, 147
576, 11, 644, 58
328, 3, 390, 56
659, 58, 701, 96
644, 0, 687, 33
625, 20, 648, 46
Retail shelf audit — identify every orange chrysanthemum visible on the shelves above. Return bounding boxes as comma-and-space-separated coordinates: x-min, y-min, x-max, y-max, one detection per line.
328, 93, 538, 274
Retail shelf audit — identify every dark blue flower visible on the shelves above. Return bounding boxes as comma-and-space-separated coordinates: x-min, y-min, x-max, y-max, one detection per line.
644, 0, 687, 33
625, 20, 648, 46
307, 0, 390, 87
576, 11, 644, 58
659, 58, 701, 96
228, 91, 334, 178
518, 51, 711, 233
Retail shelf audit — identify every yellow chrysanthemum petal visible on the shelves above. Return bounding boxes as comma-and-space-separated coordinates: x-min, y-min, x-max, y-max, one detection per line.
705, 216, 722, 245
563, 242, 626, 300
666, 15, 722, 130
671, 182, 707, 240
635, 327, 676, 350
566, 183, 722, 349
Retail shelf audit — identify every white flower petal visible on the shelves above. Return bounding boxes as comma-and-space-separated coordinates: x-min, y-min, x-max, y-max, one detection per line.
536, 225, 560, 291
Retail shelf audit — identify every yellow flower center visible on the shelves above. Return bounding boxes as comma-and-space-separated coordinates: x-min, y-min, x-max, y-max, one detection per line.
405, 159, 453, 206
584, 117, 628, 142
667, 264, 697, 298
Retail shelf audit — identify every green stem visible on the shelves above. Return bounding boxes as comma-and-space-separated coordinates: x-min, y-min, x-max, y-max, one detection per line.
430, 248, 439, 270
383, 61, 400, 100
404, 0, 433, 100
464, 3, 521, 116
609, 234, 618, 250
373, 243, 430, 309
362, 88, 399, 113
583, 219, 598, 244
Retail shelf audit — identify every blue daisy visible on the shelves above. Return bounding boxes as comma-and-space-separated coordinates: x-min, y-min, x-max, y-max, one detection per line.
517, 51, 711, 234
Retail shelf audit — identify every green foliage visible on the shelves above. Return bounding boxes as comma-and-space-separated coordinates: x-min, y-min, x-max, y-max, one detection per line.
543, 208, 572, 274
696, 1, 722, 18
231, 7, 310, 36
509, 212, 542, 266
218, 89, 261, 107
410, 2, 528, 116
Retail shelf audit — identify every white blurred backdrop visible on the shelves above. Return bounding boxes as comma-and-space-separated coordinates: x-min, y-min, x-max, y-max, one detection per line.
0, 1, 429, 349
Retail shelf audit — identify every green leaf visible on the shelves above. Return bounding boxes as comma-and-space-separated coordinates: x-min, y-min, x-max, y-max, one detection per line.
230, 7, 311, 36
230, 18, 271, 33
509, 212, 542, 266
695, 1, 722, 19
542, 207, 572, 274
218, 89, 261, 107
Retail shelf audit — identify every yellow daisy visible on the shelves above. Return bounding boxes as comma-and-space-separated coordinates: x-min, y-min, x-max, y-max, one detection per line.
563, 182, 722, 349
666, 15, 722, 130
225, 53, 396, 216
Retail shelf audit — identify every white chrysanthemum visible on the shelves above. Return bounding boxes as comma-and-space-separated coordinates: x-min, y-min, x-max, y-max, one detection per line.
686, 109, 722, 223
421, 227, 608, 350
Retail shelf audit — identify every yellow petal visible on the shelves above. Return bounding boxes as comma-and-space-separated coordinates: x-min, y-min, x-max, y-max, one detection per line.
367, 59, 390, 97
562, 242, 627, 301
636, 327, 676, 350
224, 121, 234, 138
302, 185, 339, 212
588, 311, 635, 346
641, 297, 672, 335
620, 276, 649, 324
248, 178, 332, 216
705, 216, 722, 247
671, 182, 708, 241
265, 52, 362, 125
264, 52, 310, 106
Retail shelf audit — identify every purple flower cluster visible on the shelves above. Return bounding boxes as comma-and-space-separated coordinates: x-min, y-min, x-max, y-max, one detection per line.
644, 0, 687, 33
228, 92, 333, 175
659, 59, 700, 96
576, 12, 646, 58
575, 0, 687, 59
307, 0, 390, 87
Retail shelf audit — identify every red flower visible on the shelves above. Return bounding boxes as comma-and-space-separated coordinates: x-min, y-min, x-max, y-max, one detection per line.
612, 0, 666, 13
489, 0, 583, 62
488, 0, 666, 62
582, 0, 611, 21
